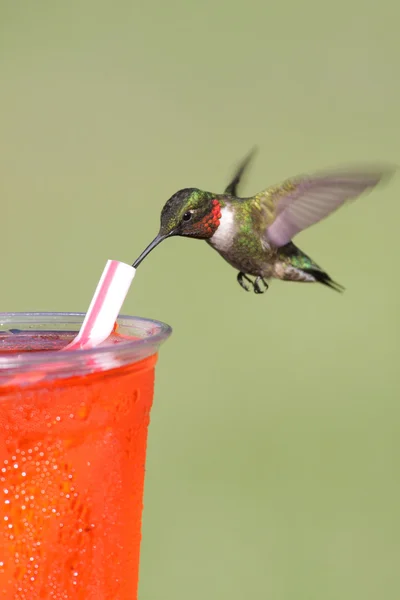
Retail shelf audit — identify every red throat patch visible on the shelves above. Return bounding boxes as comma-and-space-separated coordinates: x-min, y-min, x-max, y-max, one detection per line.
188, 199, 222, 238
204, 199, 222, 235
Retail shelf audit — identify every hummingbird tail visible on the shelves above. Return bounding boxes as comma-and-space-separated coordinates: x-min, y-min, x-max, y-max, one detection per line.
278, 243, 345, 292
304, 268, 345, 293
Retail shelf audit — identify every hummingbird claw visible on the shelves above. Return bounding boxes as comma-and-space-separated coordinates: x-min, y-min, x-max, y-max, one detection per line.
253, 277, 269, 294
237, 273, 269, 294
237, 272, 252, 292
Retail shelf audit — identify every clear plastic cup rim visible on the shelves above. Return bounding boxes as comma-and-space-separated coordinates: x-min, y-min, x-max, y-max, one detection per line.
0, 312, 172, 380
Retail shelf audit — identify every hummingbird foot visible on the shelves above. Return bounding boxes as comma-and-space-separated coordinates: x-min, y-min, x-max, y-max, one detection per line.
237, 272, 269, 294
237, 272, 253, 292
253, 277, 269, 294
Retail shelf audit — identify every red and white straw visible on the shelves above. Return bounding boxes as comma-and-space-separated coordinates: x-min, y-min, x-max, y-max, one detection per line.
4, 259, 136, 388
64, 260, 136, 351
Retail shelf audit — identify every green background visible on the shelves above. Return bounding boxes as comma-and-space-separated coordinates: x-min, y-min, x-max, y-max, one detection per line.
2, 1, 399, 598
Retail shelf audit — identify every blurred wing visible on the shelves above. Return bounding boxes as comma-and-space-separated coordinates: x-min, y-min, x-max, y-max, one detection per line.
225, 147, 257, 196
265, 166, 394, 247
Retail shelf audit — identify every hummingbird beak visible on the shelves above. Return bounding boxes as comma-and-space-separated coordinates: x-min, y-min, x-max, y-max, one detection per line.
132, 233, 168, 268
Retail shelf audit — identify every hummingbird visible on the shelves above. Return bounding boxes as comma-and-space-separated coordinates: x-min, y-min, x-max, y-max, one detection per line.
132, 150, 393, 294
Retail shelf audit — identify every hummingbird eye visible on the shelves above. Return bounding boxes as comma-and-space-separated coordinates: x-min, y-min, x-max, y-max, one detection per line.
182, 211, 192, 222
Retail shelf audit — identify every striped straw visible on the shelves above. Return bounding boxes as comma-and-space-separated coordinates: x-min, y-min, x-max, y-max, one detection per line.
64, 260, 136, 351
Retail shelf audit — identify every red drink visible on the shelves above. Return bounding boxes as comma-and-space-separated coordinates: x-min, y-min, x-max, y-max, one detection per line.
0, 313, 171, 600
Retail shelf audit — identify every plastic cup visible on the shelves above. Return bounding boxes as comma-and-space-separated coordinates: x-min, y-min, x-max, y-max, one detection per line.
0, 312, 171, 600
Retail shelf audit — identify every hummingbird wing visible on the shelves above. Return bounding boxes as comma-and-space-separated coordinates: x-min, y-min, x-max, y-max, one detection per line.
225, 147, 257, 196
261, 166, 394, 247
